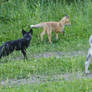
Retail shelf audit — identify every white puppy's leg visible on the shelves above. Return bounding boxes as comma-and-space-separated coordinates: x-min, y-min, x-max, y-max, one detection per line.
85, 54, 91, 73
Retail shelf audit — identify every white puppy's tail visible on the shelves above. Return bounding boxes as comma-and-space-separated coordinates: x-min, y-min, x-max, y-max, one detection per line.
89, 35, 92, 47
30, 23, 45, 28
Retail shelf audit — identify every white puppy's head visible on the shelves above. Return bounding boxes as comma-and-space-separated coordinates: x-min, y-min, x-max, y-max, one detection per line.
89, 35, 92, 47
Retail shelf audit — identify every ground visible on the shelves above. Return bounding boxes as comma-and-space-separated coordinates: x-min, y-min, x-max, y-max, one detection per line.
0, 51, 92, 87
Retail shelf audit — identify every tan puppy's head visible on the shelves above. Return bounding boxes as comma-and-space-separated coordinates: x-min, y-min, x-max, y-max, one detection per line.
61, 15, 71, 26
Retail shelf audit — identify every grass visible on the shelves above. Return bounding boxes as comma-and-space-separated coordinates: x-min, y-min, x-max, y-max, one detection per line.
0, 0, 92, 91
0, 79, 92, 92
0, 56, 87, 80
0, 0, 91, 54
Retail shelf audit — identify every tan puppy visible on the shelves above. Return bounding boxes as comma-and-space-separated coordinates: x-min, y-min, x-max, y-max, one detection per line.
30, 15, 71, 43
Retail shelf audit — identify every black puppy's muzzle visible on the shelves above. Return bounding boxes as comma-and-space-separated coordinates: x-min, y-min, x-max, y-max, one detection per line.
26, 38, 31, 41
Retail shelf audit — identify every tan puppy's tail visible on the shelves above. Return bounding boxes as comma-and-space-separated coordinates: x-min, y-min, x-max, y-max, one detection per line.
30, 23, 45, 28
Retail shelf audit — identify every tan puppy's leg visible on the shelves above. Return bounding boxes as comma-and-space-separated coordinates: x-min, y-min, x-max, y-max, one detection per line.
41, 29, 46, 42
56, 33, 58, 40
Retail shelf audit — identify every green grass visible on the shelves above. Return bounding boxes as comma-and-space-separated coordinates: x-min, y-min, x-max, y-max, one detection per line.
0, 79, 92, 92
0, 0, 91, 54
0, 1, 92, 91
0, 56, 87, 80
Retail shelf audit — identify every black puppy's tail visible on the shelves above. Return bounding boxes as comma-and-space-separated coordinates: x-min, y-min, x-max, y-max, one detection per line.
0, 46, 3, 58
0, 45, 5, 59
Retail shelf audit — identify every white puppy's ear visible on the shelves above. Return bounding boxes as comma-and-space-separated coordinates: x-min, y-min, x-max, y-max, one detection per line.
89, 35, 92, 47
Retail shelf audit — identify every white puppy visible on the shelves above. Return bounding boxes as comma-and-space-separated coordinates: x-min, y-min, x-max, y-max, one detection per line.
85, 35, 92, 73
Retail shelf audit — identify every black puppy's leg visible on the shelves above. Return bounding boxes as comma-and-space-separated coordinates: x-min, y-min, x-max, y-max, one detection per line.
21, 49, 27, 59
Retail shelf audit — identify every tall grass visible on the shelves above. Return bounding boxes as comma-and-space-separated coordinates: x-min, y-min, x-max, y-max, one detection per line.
0, 1, 92, 91
0, 0, 92, 53
0, 56, 91, 92
0, 56, 86, 80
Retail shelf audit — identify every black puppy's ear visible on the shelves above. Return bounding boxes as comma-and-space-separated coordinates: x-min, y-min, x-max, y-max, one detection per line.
22, 29, 26, 35
29, 28, 33, 35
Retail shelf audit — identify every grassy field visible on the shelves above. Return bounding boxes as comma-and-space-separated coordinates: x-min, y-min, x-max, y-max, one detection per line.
0, 0, 92, 53
0, 0, 92, 91
0, 79, 92, 92
0, 56, 92, 92
0, 56, 86, 80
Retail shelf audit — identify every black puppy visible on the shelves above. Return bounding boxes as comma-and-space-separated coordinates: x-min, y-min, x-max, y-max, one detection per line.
0, 29, 33, 59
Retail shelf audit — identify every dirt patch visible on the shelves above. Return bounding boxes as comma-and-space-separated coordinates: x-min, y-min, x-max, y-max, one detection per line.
8, 50, 87, 61
1, 72, 92, 87
32, 50, 87, 58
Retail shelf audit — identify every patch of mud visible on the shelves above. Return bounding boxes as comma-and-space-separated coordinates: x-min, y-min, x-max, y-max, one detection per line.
1, 72, 92, 87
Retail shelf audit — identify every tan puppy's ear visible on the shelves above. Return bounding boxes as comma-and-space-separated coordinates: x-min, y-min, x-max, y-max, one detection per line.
22, 29, 26, 35
66, 15, 69, 18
